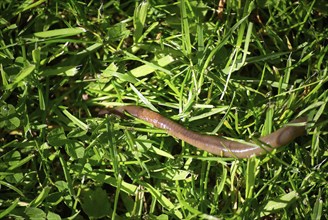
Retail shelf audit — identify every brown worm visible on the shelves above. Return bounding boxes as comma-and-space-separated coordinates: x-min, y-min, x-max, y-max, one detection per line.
101, 105, 307, 158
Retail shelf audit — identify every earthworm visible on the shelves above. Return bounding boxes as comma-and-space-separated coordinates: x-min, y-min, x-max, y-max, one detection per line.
100, 105, 307, 158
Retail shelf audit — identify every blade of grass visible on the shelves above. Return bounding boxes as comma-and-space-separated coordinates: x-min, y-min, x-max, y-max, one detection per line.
34, 27, 86, 38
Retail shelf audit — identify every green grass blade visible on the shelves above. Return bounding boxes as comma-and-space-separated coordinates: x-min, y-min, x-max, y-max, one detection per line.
0, 198, 19, 218
34, 27, 86, 38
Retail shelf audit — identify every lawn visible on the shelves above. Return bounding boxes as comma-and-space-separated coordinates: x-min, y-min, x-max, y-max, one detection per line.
0, 0, 327, 219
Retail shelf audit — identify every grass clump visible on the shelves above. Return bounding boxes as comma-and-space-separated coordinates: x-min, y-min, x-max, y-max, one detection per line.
0, 0, 327, 219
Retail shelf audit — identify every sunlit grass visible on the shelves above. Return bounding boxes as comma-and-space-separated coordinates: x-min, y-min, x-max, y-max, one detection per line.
0, 0, 327, 219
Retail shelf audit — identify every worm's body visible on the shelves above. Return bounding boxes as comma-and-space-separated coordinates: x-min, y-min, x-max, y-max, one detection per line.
108, 106, 307, 158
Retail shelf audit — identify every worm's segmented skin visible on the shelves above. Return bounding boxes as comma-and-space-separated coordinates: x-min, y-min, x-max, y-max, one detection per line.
109, 106, 307, 158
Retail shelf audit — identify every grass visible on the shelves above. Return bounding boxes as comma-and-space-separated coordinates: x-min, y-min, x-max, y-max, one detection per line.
0, 0, 327, 219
